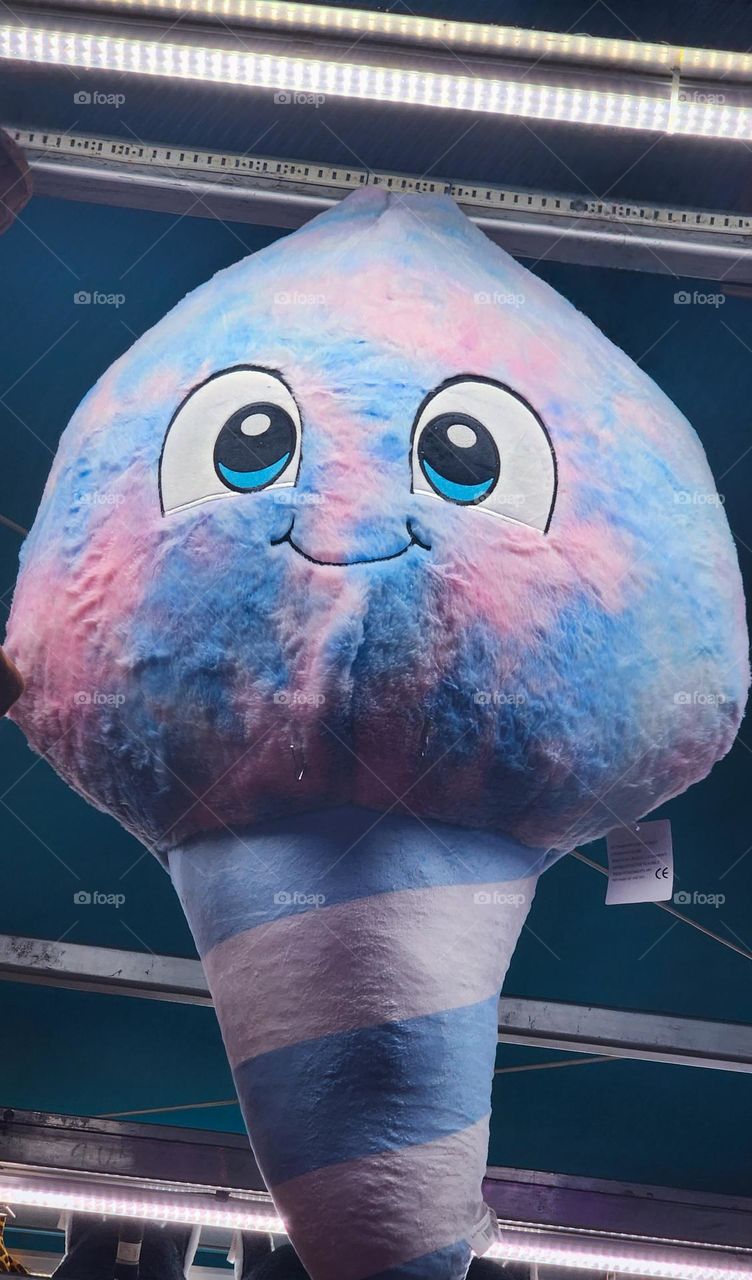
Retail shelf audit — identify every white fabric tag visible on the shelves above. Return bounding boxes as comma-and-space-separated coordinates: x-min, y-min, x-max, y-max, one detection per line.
468, 1205, 500, 1256
606, 820, 673, 904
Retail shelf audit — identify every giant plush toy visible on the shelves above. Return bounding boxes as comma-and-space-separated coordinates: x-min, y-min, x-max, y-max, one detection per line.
3, 189, 748, 1280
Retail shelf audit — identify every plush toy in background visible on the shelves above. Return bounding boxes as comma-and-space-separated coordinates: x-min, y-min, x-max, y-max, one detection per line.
3, 188, 748, 1280
0, 129, 29, 721
0, 648, 23, 717
0, 127, 31, 237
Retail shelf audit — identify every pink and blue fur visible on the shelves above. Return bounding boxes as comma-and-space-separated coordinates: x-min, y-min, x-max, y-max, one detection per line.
5, 189, 748, 1280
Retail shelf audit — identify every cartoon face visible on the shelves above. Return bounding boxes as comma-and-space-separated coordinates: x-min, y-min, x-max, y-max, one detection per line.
158, 367, 556, 563
5, 188, 747, 856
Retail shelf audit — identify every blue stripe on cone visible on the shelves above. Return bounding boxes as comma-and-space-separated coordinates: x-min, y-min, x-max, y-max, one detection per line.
235, 996, 499, 1184
170, 805, 555, 954
367, 1242, 472, 1279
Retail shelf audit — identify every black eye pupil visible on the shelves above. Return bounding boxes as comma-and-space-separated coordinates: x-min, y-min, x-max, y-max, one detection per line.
214, 401, 296, 490
418, 412, 499, 498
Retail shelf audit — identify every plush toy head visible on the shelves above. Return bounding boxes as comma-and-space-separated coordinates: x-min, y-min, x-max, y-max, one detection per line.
5, 188, 747, 855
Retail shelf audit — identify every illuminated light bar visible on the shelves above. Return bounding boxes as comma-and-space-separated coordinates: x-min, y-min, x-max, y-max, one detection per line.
1, 24, 752, 139
15, 0, 752, 80
4, 1180, 752, 1279
486, 1229, 752, 1280
0, 1178, 287, 1233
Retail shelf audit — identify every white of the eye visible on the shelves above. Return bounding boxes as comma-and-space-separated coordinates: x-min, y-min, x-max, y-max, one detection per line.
240, 412, 272, 437
446, 422, 478, 449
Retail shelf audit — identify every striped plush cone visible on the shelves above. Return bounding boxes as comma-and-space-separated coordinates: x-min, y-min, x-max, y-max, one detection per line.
170, 809, 555, 1280
5, 190, 747, 1280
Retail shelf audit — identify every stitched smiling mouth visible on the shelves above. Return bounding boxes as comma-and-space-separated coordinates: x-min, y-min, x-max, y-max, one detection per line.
271, 518, 431, 566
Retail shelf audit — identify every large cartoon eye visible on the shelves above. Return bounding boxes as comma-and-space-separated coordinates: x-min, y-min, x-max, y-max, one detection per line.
417, 412, 500, 505
214, 403, 296, 493
411, 377, 556, 532
160, 367, 301, 515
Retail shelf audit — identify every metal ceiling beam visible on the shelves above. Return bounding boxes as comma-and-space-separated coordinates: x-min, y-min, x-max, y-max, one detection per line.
483, 1165, 752, 1251
10, 126, 752, 282
0, 932, 212, 1005
0, 1106, 266, 1191
2, 932, 751, 1072
497, 997, 752, 1073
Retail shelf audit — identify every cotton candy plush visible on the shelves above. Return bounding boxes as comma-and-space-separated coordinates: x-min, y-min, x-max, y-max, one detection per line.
4, 189, 747, 1280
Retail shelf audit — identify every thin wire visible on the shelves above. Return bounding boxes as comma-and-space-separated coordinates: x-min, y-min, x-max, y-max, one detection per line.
0, 513, 27, 537
103, 1059, 625, 1116
570, 848, 752, 963
495, 1055, 623, 1075
98, 1099, 238, 1119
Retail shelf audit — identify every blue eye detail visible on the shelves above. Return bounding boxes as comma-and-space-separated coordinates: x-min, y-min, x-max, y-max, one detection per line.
421, 460, 494, 504
217, 453, 291, 490
214, 402, 296, 493
417, 411, 500, 507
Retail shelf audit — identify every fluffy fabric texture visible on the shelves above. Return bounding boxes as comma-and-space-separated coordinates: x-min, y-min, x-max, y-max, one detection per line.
5, 188, 746, 853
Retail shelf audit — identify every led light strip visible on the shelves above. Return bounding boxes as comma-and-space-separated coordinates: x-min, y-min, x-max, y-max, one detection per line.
0, 1179, 286, 1233
2, 24, 752, 139
485, 1233, 752, 1280
3, 1179, 751, 1278
16, 0, 752, 79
